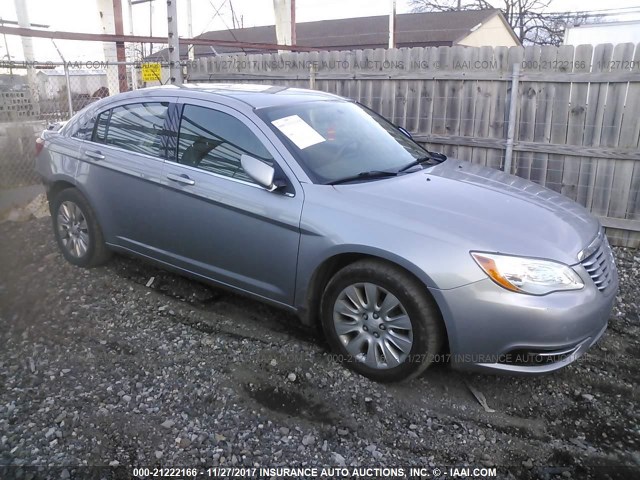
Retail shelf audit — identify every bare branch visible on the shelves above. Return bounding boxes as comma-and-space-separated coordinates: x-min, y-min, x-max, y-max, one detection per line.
409, 0, 605, 46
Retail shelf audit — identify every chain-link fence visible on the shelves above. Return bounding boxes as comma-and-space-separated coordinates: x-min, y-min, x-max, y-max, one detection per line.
2, 48, 638, 246
0, 61, 168, 188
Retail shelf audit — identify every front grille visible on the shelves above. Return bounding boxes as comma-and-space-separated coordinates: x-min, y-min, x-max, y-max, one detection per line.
580, 234, 616, 292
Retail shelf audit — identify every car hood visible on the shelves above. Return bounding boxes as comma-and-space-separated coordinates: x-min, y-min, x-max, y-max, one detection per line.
333, 159, 599, 265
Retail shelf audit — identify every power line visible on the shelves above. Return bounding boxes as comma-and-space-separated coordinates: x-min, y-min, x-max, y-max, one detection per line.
207, 0, 246, 54
538, 5, 640, 16
412, 4, 640, 17
198, 0, 229, 35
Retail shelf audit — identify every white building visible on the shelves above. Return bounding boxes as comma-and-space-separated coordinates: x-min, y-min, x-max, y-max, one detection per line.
36, 70, 108, 100
564, 20, 640, 46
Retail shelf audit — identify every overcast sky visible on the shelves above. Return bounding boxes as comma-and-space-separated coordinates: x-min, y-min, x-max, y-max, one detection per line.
1, 0, 638, 62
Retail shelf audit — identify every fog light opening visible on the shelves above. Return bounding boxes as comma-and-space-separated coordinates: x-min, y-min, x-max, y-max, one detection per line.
498, 346, 580, 366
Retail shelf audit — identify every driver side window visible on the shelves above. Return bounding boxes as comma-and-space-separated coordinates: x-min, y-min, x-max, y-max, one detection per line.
176, 104, 273, 184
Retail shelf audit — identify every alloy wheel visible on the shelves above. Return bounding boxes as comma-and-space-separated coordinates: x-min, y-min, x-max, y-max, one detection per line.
57, 201, 90, 258
332, 282, 414, 369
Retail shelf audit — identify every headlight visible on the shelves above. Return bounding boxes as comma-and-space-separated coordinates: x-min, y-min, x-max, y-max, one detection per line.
470, 252, 584, 295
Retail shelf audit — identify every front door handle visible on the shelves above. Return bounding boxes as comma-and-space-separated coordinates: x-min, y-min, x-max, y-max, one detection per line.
85, 150, 105, 160
167, 173, 195, 186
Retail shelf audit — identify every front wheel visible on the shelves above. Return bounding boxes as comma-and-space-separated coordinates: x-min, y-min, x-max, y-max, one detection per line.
51, 188, 111, 268
321, 260, 444, 382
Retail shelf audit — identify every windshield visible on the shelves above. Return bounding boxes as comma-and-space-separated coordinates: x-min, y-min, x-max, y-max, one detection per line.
257, 100, 437, 184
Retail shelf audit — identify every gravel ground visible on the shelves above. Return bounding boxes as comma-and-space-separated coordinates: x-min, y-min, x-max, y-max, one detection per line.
0, 217, 639, 479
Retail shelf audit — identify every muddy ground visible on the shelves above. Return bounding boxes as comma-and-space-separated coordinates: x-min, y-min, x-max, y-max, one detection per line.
0, 217, 638, 479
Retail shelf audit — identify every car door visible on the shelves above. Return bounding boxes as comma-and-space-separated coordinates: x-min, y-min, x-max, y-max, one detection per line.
75, 98, 172, 256
158, 100, 304, 306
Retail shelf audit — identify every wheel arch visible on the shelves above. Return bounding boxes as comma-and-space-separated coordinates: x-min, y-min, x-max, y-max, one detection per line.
47, 178, 107, 234
46, 178, 76, 213
298, 249, 450, 352
48, 182, 112, 267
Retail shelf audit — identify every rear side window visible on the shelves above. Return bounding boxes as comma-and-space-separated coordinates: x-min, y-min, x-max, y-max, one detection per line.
72, 118, 95, 140
176, 104, 273, 182
68, 109, 96, 140
99, 102, 169, 158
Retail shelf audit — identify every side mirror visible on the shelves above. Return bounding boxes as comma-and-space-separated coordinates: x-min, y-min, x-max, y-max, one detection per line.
397, 126, 412, 139
241, 154, 276, 191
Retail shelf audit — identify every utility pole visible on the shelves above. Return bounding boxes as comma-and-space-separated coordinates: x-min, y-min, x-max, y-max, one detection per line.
97, 0, 122, 94
273, 0, 295, 51
166, 0, 183, 84
388, 0, 396, 49
291, 0, 296, 46
113, 0, 128, 92
13, 0, 39, 109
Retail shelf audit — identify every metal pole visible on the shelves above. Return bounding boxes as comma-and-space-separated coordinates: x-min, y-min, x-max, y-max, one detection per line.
63, 62, 73, 118
291, 0, 296, 46
51, 40, 73, 118
166, 0, 183, 85
0, 25, 315, 51
273, 0, 293, 53
149, 0, 153, 55
113, 0, 128, 92
0, 19, 13, 76
128, 0, 138, 89
186, 0, 195, 62
0, 60, 170, 66
309, 63, 316, 90
388, 0, 396, 49
503, 62, 520, 174
14, 0, 39, 112
96, 0, 121, 95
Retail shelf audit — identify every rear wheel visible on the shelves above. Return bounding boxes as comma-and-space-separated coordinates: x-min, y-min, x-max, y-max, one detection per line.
321, 259, 444, 382
51, 188, 111, 267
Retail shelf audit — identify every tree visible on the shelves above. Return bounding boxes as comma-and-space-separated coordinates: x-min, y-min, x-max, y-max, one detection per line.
409, 0, 603, 46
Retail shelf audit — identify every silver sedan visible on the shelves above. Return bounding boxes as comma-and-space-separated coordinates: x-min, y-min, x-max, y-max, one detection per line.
35, 84, 618, 382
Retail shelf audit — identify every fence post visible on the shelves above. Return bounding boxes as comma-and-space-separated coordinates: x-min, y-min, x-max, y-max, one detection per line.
63, 63, 73, 119
309, 63, 317, 90
503, 62, 520, 174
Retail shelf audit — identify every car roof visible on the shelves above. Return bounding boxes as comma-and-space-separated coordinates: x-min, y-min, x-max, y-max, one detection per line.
111, 84, 346, 110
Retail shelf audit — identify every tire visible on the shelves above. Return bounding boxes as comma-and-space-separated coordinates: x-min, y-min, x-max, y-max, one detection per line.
51, 188, 111, 268
321, 259, 444, 382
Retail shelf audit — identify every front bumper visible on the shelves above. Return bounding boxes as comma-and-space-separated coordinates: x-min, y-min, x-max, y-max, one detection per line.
429, 271, 617, 374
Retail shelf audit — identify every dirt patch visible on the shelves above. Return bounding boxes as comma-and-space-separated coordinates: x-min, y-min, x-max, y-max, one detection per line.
1, 218, 639, 477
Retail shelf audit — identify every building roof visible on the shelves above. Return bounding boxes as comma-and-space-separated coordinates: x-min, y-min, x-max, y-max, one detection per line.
151, 9, 513, 59
566, 19, 640, 29
37, 69, 106, 77
563, 19, 640, 45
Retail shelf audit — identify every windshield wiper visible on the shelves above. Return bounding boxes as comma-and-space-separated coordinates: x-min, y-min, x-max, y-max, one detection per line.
397, 152, 447, 174
326, 170, 398, 185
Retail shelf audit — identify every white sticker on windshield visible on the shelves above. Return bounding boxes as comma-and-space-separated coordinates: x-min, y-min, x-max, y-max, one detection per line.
271, 115, 325, 150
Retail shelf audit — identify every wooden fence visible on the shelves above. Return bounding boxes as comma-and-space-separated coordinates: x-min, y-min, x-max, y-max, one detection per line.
188, 44, 640, 247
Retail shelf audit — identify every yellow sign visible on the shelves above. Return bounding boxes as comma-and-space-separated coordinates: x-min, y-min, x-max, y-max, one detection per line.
141, 63, 161, 82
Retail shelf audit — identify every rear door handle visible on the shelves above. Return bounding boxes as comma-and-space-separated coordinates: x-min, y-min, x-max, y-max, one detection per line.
85, 150, 105, 160
167, 173, 195, 186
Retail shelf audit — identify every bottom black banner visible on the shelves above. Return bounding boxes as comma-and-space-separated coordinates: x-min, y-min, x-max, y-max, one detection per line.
1, 465, 638, 480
